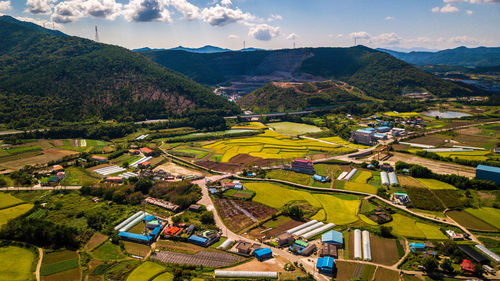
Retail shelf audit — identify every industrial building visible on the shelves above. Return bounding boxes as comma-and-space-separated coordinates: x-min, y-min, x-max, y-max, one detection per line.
316, 257, 335, 274
476, 165, 500, 185
458, 245, 489, 265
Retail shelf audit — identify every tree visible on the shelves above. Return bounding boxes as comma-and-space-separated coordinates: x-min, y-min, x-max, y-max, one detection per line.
380, 226, 393, 238
0, 177, 7, 187
409, 165, 432, 178
370, 159, 379, 168
441, 258, 454, 274
200, 211, 214, 225
422, 256, 438, 273
284, 205, 304, 219
134, 179, 153, 194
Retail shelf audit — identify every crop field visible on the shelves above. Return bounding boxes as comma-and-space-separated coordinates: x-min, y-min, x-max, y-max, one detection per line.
406, 187, 444, 211
311, 193, 360, 224
84, 232, 108, 251
415, 178, 456, 190
244, 182, 322, 209
151, 250, 241, 267
60, 167, 100, 186
315, 163, 344, 178
0, 203, 34, 226
0, 246, 35, 281
398, 176, 427, 188
319, 136, 369, 149
373, 267, 399, 281
465, 207, 500, 230
41, 250, 79, 279
152, 272, 174, 281
232, 122, 267, 130
59, 139, 110, 153
370, 237, 403, 265
266, 122, 322, 136
383, 111, 420, 118
435, 150, 490, 161
126, 262, 165, 281
214, 198, 276, 232
170, 147, 210, 159
0, 192, 24, 209
385, 214, 446, 239
265, 169, 329, 188
0, 148, 78, 170
222, 189, 255, 200
92, 241, 126, 261
203, 130, 355, 162
447, 210, 498, 232
343, 182, 378, 194
432, 190, 466, 209
353, 171, 372, 183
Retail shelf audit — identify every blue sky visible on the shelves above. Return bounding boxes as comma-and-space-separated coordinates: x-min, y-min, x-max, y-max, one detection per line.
1, 0, 499, 50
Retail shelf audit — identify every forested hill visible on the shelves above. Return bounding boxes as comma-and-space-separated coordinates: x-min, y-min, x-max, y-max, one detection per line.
141, 46, 476, 99
378, 46, 500, 67
0, 16, 239, 127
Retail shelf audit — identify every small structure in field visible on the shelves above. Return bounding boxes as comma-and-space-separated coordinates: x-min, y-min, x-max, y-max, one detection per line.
91, 155, 107, 163
140, 147, 154, 155
316, 256, 335, 274
254, 248, 273, 261
189, 204, 202, 212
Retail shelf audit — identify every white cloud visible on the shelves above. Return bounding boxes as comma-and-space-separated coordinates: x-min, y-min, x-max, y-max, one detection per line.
228, 34, 238, 39
466, 9, 473, 14
248, 24, 280, 41
450, 35, 481, 45
0, 0, 11, 11
51, 1, 84, 23
385, 16, 394, 20
200, 4, 254, 26
50, 0, 122, 23
82, 0, 122, 19
15, 16, 62, 28
444, 0, 499, 3
267, 13, 282, 21
349, 31, 370, 40
432, 3, 459, 13
26, 0, 56, 14
164, 0, 199, 20
220, 0, 231, 8
123, 0, 171, 22
372, 32, 401, 45
286, 33, 298, 40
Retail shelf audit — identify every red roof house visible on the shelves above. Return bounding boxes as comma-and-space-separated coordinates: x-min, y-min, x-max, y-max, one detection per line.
460, 259, 475, 274
140, 147, 154, 155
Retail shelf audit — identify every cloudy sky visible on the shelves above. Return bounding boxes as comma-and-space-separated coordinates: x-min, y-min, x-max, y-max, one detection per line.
1, 0, 499, 51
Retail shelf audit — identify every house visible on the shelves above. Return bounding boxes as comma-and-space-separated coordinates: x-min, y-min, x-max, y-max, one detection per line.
52, 165, 64, 172
189, 204, 202, 212
140, 147, 154, 155
376, 126, 391, 133
460, 259, 476, 274
287, 159, 316, 175
163, 226, 183, 237
476, 165, 500, 185
320, 243, 337, 258
56, 171, 65, 179
254, 248, 273, 261
300, 244, 317, 256
106, 177, 123, 183
352, 129, 375, 146
91, 156, 107, 163
321, 230, 344, 247
393, 193, 410, 205
409, 243, 426, 252
236, 241, 254, 255
139, 161, 150, 168
129, 149, 140, 155
277, 232, 294, 246
316, 257, 335, 274
446, 230, 464, 241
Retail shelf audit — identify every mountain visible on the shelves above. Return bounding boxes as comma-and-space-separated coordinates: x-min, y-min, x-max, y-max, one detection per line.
0, 15, 66, 37
141, 46, 477, 99
238, 81, 370, 112
378, 46, 500, 67
134, 45, 231, 53
0, 16, 239, 127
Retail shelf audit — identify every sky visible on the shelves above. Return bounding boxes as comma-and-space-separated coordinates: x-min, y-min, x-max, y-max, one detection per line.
1, 0, 499, 51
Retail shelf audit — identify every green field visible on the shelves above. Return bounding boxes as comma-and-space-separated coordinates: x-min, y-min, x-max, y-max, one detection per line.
0, 246, 35, 281
311, 194, 360, 224
319, 136, 369, 149
172, 147, 210, 159
383, 111, 420, 118
343, 182, 378, 194
447, 210, 498, 232
265, 169, 329, 188
40, 258, 79, 276
385, 214, 446, 239
0, 203, 34, 226
152, 272, 174, 281
245, 182, 322, 209
415, 178, 456, 190
353, 171, 372, 183
204, 130, 355, 162
126, 262, 165, 281
91, 241, 126, 261
223, 189, 255, 199
465, 207, 500, 230
60, 167, 100, 186
266, 122, 322, 136
1, 145, 42, 155
0, 192, 24, 209
435, 150, 490, 161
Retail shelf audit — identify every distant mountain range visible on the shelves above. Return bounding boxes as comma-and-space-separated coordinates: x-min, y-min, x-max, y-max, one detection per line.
141, 46, 479, 100
0, 16, 239, 126
378, 46, 500, 67
134, 45, 263, 53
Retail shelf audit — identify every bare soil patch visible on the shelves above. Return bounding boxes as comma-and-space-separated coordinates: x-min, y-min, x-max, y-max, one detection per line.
84, 233, 108, 251
370, 236, 401, 266
214, 198, 277, 233
246, 218, 303, 240
154, 161, 204, 177
387, 152, 475, 178
123, 241, 150, 257
373, 267, 399, 281
225, 257, 287, 272
334, 261, 358, 281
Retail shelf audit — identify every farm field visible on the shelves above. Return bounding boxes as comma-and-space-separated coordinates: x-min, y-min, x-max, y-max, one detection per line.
84, 232, 108, 251
319, 136, 369, 149
232, 122, 267, 130
266, 121, 322, 136
373, 267, 399, 281
310, 193, 360, 224
435, 150, 490, 161
126, 262, 165, 281
0, 148, 78, 170
447, 210, 498, 232
385, 214, 446, 239
0, 246, 35, 281
0, 203, 33, 226
223, 188, 255, 200
152, 272, 174, 281
415, 178, 456, 190
265, 169, 329, 188
123, 241, 151, 257
153, 161, 204, 177
343, 182, 378, 194
214, 198, 276, 232
41, 250, 80, 280
398, 176, 427, 188
91, 241, 126, 261
465, 207, 500, 230
245, 182, 322, 209
60, 167, 100, 186
0, 192, 24, 209
370, 236, 403, 265
203, 130, 355, 162
170, 147, 210, 159
352, 171, 372, 183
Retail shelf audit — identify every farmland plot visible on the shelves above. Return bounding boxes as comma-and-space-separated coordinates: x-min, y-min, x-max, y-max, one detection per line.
0, 246, 35, 281
447, 210, 498, 232
465, 207, 500, 230
311, 194, 360, 225
267, 122, 322, 136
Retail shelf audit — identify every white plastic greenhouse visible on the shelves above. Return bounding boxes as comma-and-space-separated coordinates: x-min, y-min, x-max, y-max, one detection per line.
302, 223, 335, 239
119, 212, 148, 232
388, 172, 399, 186
362, 230, 371, 261
114, 211, 143, 230
294, 222, 325, 237
344, 169, 358, 181
475, 244, 500, 263
217, 238, 233, 250
354, 229, 362, 260
214, 271, 278, 279
286, 220, 318, 234
337, 171, 348, 180
380, 172, 389, 186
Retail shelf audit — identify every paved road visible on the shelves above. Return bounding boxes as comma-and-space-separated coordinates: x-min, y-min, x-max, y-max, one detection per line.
0, 186, 81, 191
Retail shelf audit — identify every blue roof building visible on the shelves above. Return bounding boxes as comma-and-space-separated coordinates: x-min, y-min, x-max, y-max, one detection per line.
476, 165, 500, 185
143, 215, 155, 222
356, 128, 375, 134
316, 257, 335, 274
254, 248, 273, 261
149, 226, 162, 238
376, 126, 391, 133
321, 230, 344, 246
118, 232, 152, 244
188, 235, 208, 246
409, 243, 426, 252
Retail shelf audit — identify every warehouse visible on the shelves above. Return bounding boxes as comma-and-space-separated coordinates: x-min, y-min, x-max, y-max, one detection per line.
316, 256, 335, 274
321, 230, 343, 247
254, 248, 273, 261
458, 245, 489, 265
476, 165, 500, 185
320, 243, 337, 258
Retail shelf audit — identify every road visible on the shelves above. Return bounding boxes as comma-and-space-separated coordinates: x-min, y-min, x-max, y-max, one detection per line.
0, 186, 81, 191
36, 247, 43, 281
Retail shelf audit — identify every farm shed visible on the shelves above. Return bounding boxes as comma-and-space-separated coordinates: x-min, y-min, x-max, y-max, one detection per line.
140, 147, 154, 155
91, 155, 107, 162
409, 243, 426, 252
277, 232, 294, 246
388, 172, 399, 186
344, 169, 358, 181
476, 165, 500, 185
337, 171, 348, 180
214, 271, 277, 279
380, 172, 389, 186
143, 215, 155, 222
312, 174, 329, 183
254, 248, 273, 261
118, 232, 152, 244
289, 159, 316, 175
460, 259, 476, 273
115, 211, 143, 230
294, 222, 325, 237
354, 229, 362, 260
475, 244, 500, 263
300, 244, 317, 256
316, 257, 335, 274
188, 235, 208, 246
302, 223, 335, 239
362, 230, 371, 261
287, 220, 318, 234
217, 238, 233, 250
320, 243, 337, 258
458, 245, 489, 265
321, 230, 343, 247
236, 241, 255, 255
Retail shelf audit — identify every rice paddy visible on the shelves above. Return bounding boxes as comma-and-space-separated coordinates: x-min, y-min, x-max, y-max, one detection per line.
415, 178, 456, 190
266, 122, 323, 136
126, 262, 165, 281
0, 192, 24, 209
385, 214, 446, 239
465, 207, 500, 230
435, 150, 490, 161
311, 194, 360, 225
343, 182, 379, 194
353, 171, 372, 183
319, 136, 369, 149
0, 246, 35, 281
203, 130, 355, 162
0, 203, 34, 226
244, 182, 322, 209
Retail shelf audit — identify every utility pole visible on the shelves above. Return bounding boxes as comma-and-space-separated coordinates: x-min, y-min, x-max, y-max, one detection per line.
95, 25, 99, 42
243, 40, 246, 50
